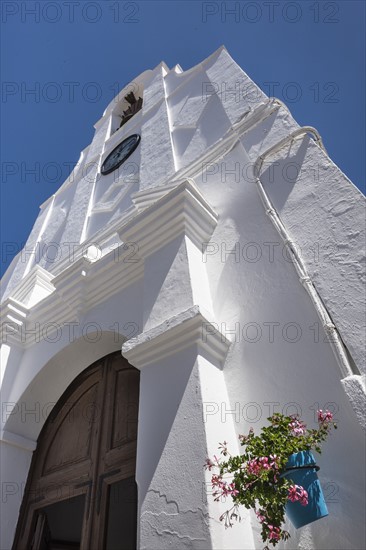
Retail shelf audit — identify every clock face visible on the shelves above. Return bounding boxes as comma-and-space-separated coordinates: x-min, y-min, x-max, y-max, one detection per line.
101, 134, 141, 175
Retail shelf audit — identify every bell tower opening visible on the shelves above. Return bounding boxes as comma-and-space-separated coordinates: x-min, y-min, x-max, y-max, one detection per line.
110, 83, 144, 136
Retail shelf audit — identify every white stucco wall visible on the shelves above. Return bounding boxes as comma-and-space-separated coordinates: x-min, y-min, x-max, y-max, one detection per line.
1, 46, 365, 550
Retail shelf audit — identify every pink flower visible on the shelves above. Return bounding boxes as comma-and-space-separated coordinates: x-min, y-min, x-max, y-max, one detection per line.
268, 525, 281, 541
219, 441, 228, 456
299, 492, 308, 506
289, 417, 307, 436
212, 478, 239, 500
247, 456, 279, 476
288, 485, 297, 502
288, 485, 308, 506
256, 510, 267, 524
318, 409, 333, 423
259, 457, 270, 469
269, 455, 279, 469
211, 474, 223, 487
229, 482, 239, 497
247, 459, 262, 476
204, 458, 215, 471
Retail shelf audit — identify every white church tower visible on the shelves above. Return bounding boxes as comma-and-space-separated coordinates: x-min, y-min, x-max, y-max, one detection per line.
1, 47, 365, 550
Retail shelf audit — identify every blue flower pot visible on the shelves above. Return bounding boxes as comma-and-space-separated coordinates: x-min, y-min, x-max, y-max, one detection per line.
281, 451, 328, 529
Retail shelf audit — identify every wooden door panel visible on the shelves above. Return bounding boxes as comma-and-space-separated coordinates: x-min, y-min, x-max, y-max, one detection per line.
27, 470, 91, 510
100, 365, 139, 472
110, 368, 139, 448
42, 383, 100, 475
104, 476, 137, 550
13, 353, 139, 550
90, 465, 137, 549
27, 366, 104, 486
101, 357, 139, 473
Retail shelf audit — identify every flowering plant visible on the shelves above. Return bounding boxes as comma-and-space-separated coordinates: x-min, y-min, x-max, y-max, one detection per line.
205, 411, 336, 549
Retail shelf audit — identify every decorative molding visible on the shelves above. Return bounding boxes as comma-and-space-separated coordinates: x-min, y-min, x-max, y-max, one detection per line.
80, 245, 144, 311
118, 179, 218, 257
52, 256, 92, 317
0, 298, 29, 346
123, 305, 230, 369
30, 246, 144, 330
2, 179, 218, 348
11, 265, 55, 308
1, 246, 144, 347
131, 181, 179, 211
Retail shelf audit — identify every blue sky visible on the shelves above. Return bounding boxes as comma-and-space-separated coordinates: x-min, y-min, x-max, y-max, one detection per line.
1, 0, 365, 277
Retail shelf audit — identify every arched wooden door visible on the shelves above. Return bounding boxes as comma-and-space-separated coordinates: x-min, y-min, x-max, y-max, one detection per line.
13, 352, 140, 550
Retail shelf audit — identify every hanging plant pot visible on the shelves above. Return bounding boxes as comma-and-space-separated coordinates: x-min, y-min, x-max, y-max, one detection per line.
281, 450, 328, 529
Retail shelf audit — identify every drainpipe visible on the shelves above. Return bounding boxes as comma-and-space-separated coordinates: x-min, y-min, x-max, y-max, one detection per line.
253, 127, 358, 380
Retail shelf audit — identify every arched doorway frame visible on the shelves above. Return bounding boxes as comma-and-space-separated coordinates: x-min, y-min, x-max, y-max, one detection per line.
4, 332, 123, 443
6, 333, 139, 548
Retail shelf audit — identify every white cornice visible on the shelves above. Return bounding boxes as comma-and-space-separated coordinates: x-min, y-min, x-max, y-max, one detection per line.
12, 265, 55, 308
51, 256, 91, 317
1, 180, 218, 346
131, 181, 179, 211
0, 298, 29, 346
1, 250, 143, 347
118, 179, 218, 256
123, 305, 230, 369
32, 248, 144, 326
80, 247, 144, 311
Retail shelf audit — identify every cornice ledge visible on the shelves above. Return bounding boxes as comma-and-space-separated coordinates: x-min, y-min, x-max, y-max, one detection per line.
1, 268, 56, 346
11, 245, 144, 335
52, 246, 144, 314
118, 179, 218, 257
131, 181, 179, 211
122, 305, 230, 369
52, 256, 91, 293
51, 256, 92, 317
5, 265, 55, 310
1, 297, 29, 320
0, 297, 29, 346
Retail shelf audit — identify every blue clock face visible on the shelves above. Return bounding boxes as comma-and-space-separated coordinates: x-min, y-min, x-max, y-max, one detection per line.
101, 134, 140, 175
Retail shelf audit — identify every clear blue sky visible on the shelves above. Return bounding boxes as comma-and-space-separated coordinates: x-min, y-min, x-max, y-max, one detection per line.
1, 0, 365, 277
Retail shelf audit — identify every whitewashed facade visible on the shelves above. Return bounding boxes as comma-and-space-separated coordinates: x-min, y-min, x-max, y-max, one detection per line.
1, 47, 365, 549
